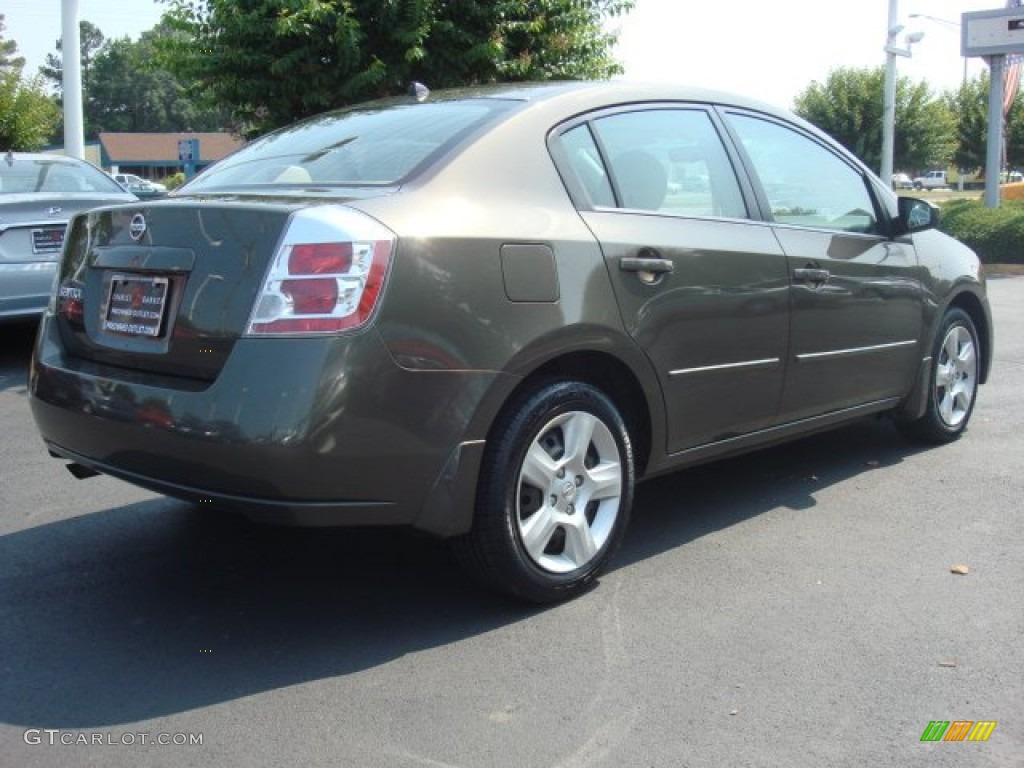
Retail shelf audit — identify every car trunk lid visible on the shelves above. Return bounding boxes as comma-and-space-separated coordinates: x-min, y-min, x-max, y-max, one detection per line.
52, 193, 397, 382
53, 199, 297, 381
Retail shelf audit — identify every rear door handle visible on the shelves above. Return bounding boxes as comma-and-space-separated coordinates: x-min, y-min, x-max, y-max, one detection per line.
619, 257, 675, 274
793, 267, 830, 284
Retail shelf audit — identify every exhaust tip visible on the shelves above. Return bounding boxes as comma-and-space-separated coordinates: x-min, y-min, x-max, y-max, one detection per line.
66, 462, 100, 480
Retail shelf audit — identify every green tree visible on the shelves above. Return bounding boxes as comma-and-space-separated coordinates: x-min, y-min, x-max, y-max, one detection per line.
158, 0, 633, 135
43, 20, 229, 139
0, 14, 26, 72
1004, 77, 1024, 170
943, 72, 1024, 173
86, 25, 228, 134
0, 16, 59, 148
793, 66, 956, 173
0, 71, 61, 150
946, 75, 988, 173
40, 20, 106, 89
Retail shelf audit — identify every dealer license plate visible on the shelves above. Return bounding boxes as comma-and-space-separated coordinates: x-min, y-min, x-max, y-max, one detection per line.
31, 227, 65, 254
103, 275, 169, 338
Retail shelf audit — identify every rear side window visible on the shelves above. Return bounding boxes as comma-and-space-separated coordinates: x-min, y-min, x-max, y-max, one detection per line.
561, 125, 616, 207
186, 100, 517, 190
587, 109, 747, 219
727, 113, 880, 234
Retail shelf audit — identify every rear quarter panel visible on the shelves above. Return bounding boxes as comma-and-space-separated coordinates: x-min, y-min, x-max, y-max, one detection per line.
351, 101, 668, 452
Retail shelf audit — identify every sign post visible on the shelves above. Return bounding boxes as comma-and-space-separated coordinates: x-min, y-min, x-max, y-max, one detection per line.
178, 138, 200, 180
962, 5, 1024, 207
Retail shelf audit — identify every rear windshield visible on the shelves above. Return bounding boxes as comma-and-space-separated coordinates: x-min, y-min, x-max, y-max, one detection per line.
184, 99, 518, 191
0, 157, 125, 195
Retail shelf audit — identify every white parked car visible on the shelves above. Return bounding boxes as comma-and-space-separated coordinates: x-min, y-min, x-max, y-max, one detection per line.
912, 170, 948, 190
891, 173, 913, 189
111, 173, 167, 196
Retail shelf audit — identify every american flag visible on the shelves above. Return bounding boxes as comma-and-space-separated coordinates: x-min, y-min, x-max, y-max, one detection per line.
1006, 0, 1024, 116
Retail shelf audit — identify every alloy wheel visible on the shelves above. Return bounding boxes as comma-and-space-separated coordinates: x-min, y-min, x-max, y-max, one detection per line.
515, 410, 623, 574
934, 323, 977, 429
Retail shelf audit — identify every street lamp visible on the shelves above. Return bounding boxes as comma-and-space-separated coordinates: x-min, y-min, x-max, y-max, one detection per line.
881, 0, 924, 184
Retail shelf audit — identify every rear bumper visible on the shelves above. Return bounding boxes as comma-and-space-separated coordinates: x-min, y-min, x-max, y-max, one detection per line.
29, 314, 504, 534
0, 261, 57, 319
41, 440, 410, 526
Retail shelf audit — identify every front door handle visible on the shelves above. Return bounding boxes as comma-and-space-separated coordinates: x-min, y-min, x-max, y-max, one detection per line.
619, 257, 675, 274
793, 267, 830, 284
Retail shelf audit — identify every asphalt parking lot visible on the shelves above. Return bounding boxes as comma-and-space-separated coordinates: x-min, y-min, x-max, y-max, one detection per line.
1, 277, 1022, 768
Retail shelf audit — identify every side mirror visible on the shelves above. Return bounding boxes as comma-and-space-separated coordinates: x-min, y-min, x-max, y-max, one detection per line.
896, 196, 938, 234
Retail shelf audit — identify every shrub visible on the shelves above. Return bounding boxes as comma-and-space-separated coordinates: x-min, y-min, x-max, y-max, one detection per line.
938, 199, 1024, 264
163, 171, 186, 190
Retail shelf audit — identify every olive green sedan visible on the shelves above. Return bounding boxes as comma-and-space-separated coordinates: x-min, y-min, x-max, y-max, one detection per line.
29, 82, 992, 602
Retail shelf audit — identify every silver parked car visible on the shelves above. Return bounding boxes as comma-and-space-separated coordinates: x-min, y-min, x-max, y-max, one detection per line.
1, 153, 136, 321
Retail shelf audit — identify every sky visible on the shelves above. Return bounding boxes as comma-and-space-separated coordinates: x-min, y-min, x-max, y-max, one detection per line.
0, 0, 1013, 110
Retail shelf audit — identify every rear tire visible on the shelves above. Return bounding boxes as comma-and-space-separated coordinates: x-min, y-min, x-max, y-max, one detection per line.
453, 380, 634, 603
900, 308, 980, 443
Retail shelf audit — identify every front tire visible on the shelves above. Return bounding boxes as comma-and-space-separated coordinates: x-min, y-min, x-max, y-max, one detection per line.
901, 308, 980, 443
453, 380, 634, 603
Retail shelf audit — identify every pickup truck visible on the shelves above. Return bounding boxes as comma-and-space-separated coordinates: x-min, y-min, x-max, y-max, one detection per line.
913, 170, 948, 190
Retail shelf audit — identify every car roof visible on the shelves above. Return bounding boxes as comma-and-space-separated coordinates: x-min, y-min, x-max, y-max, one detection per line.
3, 151, 93, 165
417, 80, 827, 149
268, 80, 791, 131
426, 80, 792, 116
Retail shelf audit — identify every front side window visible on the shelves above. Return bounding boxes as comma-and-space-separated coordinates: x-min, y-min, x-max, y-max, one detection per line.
727, 113, 880, 234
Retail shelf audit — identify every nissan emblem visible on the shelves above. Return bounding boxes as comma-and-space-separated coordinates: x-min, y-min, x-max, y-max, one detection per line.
129, 213, 147, 241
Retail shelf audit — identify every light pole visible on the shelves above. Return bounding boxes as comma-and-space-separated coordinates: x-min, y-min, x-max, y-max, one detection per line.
881, 0, 923, 184
61, 0, 85, 159
881, 0, 900, 184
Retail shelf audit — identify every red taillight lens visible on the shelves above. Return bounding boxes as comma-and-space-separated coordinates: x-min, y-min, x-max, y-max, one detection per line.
246, 207, 395, 336
289, 243, 352, 275
281, 278, 339, 314
56, 282, 85, 325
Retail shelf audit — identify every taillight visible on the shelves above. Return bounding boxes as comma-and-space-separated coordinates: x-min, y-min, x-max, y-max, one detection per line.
289, 243, 352, 274
246, 207, 395, 336
281, 278, 338, 314
56, 282, 85, 325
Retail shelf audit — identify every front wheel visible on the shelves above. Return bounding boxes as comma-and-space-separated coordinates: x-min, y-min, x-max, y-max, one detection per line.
453, 380, 634, 603
901, 308, 980, 443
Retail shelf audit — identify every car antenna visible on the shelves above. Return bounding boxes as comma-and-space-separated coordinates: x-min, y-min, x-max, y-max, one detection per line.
5, 150, 13, 166
408, 81, 430, 103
